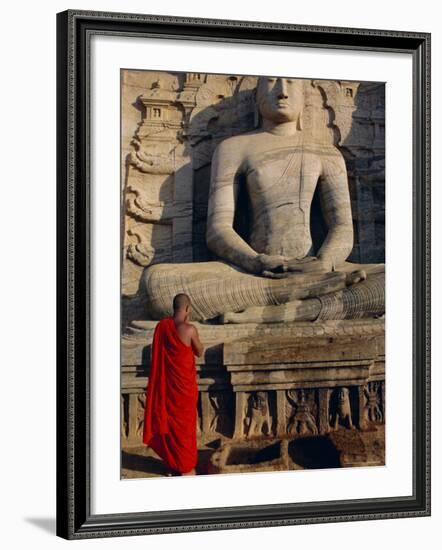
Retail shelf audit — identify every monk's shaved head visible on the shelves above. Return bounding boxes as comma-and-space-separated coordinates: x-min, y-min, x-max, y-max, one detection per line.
173, 293, 191, 312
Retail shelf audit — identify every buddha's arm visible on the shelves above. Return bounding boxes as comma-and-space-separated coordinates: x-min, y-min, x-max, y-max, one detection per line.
206, 140, 261, 273
317, 151, 354, 269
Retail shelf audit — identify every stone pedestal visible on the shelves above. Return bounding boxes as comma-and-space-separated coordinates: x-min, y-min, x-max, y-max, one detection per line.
121, 318, 385, 458
224, 331, 384, 441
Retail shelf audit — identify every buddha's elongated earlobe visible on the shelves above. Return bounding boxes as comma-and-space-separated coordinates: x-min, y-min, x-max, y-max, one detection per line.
297, 111, 304, 131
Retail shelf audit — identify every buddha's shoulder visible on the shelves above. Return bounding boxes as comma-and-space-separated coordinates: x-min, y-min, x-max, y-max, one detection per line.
214, 130, 261, 154
301, 143, 345, 164
302, 141, 343, 156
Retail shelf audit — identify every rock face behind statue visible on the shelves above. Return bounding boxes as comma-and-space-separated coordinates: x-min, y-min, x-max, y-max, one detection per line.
142, 76, 385, 323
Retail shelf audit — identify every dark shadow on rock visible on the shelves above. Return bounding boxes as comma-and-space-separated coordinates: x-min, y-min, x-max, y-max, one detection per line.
227, 440, 281, 466
196, 449, 214, 475
340, 82, 385, 264
122, 448, 215, 477
289, 436, 341, 469
122, 450, 173, 476
141, 344, 152, 371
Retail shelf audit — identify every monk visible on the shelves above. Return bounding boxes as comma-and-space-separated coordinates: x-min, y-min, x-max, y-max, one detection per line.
142, 293, 204, 475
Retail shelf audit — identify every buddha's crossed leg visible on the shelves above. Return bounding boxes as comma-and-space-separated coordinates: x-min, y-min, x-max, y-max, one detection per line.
143, 260, 384, 323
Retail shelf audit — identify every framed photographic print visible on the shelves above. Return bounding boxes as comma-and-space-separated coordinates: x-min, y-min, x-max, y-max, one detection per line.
56, 9, 431, 539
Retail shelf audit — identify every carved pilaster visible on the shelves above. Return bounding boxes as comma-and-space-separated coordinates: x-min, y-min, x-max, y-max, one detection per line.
358, 385, 370, 431
121, 394, 128, 443
126, 392, 141, 446
201, 391, 212, 434
318, 388, 331, 435
233, 392, 246, 439
276, 390, 287, 437
380, 380, 386, 421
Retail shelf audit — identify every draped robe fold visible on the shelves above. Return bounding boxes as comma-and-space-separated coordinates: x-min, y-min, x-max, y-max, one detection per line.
142, 317, 198, 474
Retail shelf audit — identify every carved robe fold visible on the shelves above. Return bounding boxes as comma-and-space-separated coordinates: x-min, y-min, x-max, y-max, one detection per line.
143, 317, 198, 473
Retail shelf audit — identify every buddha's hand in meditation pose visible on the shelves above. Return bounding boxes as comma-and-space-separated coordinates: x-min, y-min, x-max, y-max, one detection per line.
285, 255, 367, 285
255, 254, 290, 278
256, 254, 332, 278
285, 256, 331, 274
257, 255, 331, 278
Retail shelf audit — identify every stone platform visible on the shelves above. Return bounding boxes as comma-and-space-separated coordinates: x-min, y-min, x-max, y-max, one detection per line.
121, 318, 385, 475
122, 425, 385, 479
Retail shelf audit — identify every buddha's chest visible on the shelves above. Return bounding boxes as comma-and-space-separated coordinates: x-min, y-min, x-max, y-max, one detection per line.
245, 148, 320, 206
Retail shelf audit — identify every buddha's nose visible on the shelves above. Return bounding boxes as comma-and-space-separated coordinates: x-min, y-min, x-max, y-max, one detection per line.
276, 79, 289, 99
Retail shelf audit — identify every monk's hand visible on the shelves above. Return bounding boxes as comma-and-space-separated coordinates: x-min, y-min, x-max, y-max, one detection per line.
286, 256, 332, 273
255, 253, 289, 278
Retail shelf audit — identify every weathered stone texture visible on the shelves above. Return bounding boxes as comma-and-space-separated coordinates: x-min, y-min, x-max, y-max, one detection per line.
121, 72, 384, 308
121, 319, 385, 468
120, 70, 385, 474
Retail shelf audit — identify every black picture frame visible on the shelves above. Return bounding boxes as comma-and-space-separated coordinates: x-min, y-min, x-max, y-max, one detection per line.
56, 9, 431, 540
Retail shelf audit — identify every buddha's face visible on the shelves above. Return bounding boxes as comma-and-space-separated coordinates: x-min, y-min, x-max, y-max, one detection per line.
256, 76, 304, 124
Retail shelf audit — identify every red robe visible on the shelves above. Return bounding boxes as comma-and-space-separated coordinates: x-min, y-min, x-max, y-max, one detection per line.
142, 317, 198, 473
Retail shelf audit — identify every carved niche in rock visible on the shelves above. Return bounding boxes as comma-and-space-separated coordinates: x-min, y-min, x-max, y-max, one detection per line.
209, 391, 233, 436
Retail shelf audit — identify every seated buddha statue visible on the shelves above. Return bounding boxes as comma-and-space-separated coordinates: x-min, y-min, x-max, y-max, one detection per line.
142, 76, 384, 323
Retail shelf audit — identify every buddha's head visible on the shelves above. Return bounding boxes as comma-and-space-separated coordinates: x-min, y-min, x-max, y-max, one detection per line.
256, 76, 304, 126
